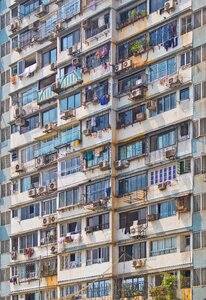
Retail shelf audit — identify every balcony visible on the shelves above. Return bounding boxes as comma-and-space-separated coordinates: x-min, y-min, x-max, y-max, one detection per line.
37, 85, 57, 105
52, 69, 82, 94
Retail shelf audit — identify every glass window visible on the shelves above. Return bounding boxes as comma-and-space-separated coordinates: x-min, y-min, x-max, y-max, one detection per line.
150, 129, 176, 151
120, 2, 147, 23
42, 169, 57, 186
150, 57, 176, 82
180, 88, 189, 101
119, 140, 145, 160
61, 157, 81, 176
60, 93, 81, 112
87, 213, 109, 231
150, 237, 177, 256
42, 107, 57, 126
87, 113, 110, 131
118, 173, 147, 196
42, 198, 56, 216
87, 280, 110, 298
150, 0, 167, 13
21, 144, 38, 163
180, 51, 191, 66
181, 15, 192, 35
150, 20, 177, 47
86, 180, 111, 202
59, 188, 79, 208
150, 165, 176, 185
85, 147, 110, 168
21, 175, 39, 192
22, 87, 37, 106
20, 115, 39, 134
20, 232, 38, 248
59, 125, 80, 145
42, 48, 57, 67
61, 29, 80, 51
21, 205, 39, 221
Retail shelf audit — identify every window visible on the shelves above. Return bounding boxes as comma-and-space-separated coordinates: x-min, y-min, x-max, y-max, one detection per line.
59, 188, 79, 208
193, 268, 206, 286
1, 127, 10, 143
118, 72, 145, 95
86, 180, 111, 202
1, 155, 10, 170
61, 252, 81, 269
180, 87, 189, 101
21, 174, 39, 192
42, 198, 56, 216
87, 280, 110, 298
0, 211, 11, 226
119, 277, 145, 298
180, 51, 191, 67
150, 93, 176, 117
86, 13, 110, 38
20, 0, 39, 17
193, 231, 206, 249
194, 156, 206, 175
86, 43, 110, 69
150, 200, 176, 219
181, 15, 192, 35
194, 10, 201, 29
86, 113, 110, 131
1, 99, 10, 114
60, 285, 82, 298
150, 165, 176, 185
59, 125, 80, 145
150, 237, 177, 256
85, 146, 110, 168
59, 0, 81, 23
41, 228, 57, 245
118, 105, 146, 126
177, 159, 191, 174
42, 169, 57, 186
120, 2, 147, 23
42, 48, 57, 67
22, 87, 37, 106
0, 14, 5, 30
119, 242, 146, 262
1, 240, 9, 254
60, 92, 81, 112
118, 173, 147, 196
86, 247, 109, 265
150, 0, 167, 13
87, 213, 109, 231
0, 268, 10, 282
41, 258, 57, 276
194, 193, 206, 212
150, 20, 177, 48
60, 220, 81, 236
150, 57, 176, 82
20, 231, 38, 249
21, 144, 38, 163
150, 129, 176, 151
1, 182, 11, 198
1, 70, 10, 86
41, 289, 57, 300
119, 208, 147, 228
42, 107, 57, 126
21, 204, 40, 220
1, 41, 10, 58
61, 157, 81, 176
192, 44, 206, 65
61, 29, 80, 51
20, 115, 39, 134
37, 137, 58, 156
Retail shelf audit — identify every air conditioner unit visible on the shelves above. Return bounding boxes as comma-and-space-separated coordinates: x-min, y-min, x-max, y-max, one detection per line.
132, 259, 145, 268
35, 156, 45, 168
51, 81, 62, 94
15, 163, 24, 172
164, 0, 175, 11
165, 149, 176, 160
72, 57, 81, 66
35, 4, 48, 17
99, 160, 110, 171
50, 245, 57, 254
49, 181, 57, 192
114, 160, 130, 170
129, 88, 143, 101
148, 213, 159, 221
130, 220, 141, 238
61, 109, 75, 120
38, 186, 48, 195
135, 112, 146, 122
158, 182, 167, 191
50, 215, 56, 224
10, 21, 19, 32
72, 44, 79, 54
85, 226, 93, 234
50, 62, 57, 71
83, 128, 92, 136
167, 74, 182, 88
42, 216, 51, 226
147, 100, 157, 110
64, 235, 73, 243
115, 63, 123, 73
28, 188, 36, 198
49, 32, 57, 42
14, 107, 25, 119
45, 153, 57, 164
15, 118, 26, 127
43, 122, 57, 133
82, 19, 90, 29
122, 59, 132, 69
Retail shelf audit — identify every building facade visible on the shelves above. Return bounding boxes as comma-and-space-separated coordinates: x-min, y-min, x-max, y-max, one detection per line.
1, 0, 206, 299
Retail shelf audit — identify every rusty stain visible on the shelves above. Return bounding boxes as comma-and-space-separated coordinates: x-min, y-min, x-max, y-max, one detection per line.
119, 18, 148, 43
45, 275, 57, 287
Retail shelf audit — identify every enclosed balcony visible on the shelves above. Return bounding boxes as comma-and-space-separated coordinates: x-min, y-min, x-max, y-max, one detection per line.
52, 68, 82, 94
37, 75, 57, 105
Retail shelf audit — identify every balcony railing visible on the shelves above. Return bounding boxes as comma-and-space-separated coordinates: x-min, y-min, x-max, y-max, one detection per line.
59, 69, 82, 89
86, 24, 110, 40
58, 131, 81, 147
34, 142, 58, 157
37, 85, 56, 104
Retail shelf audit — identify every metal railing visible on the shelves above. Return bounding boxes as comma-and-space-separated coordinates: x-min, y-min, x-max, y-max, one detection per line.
59, 69, 82, 89
37, 85, 56, 103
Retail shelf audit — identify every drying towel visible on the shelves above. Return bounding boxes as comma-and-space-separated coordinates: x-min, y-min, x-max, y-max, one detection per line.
98, 15, 105, 28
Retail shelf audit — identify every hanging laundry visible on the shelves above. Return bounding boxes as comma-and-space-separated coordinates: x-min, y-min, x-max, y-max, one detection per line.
94, 148, 102, 157
99, 95, 108, 105
100, 44, 109, 58
124, 227, 131, 234
98, 15, 105, 28
105, 187, 111, 197
91, 117, 96, 127
73, 140, 79, 147
87, 151, 93, 160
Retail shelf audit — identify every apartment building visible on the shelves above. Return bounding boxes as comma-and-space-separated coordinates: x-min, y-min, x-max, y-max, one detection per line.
0, 0, 206, 299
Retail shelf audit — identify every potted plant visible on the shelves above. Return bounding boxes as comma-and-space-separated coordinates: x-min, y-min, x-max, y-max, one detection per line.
129, 9, 137, 22
149, 273, 177, 300
131, 40, 144, 56
141, 9, 147, 17
15, 47, 22, 53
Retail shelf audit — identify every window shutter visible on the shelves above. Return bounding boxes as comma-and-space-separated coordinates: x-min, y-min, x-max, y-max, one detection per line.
193, 121, 199, 138
18, 60, 24, 75
184, 159, 191, 173
194, 158, 201, 175
177, 161, 181, 174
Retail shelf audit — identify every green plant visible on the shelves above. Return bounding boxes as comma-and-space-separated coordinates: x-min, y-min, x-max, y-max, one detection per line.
129, 9, 137, 21
131, 40, 142, 54
132, 290, 143, 296
141, 9, 147, 17
150, 273, 177, 300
